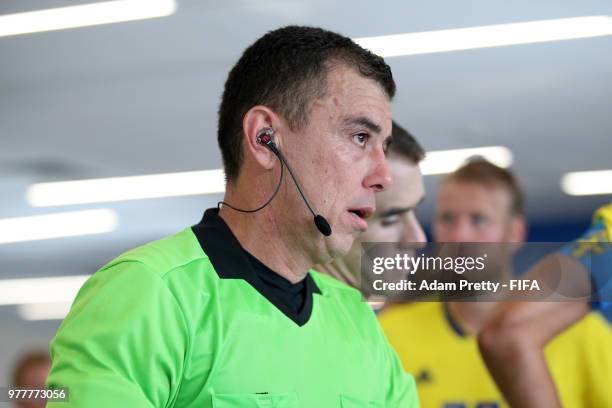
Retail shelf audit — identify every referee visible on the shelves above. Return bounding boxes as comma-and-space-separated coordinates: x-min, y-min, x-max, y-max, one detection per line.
46, 26, 419, 407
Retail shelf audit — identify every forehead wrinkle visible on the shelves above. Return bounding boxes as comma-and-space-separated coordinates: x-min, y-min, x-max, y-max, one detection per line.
341, 115, 382, 134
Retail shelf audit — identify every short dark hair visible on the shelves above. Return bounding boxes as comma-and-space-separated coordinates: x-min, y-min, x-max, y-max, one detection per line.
218, 25, 396, 182
12, 350, 50, 387
389, 121, 425, 164
447, 159, 525, 216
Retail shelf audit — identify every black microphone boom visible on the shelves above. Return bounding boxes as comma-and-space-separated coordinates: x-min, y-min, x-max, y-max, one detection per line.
274, 148, 332, 237
314, 214, 332, 236
218, 133, 332, 237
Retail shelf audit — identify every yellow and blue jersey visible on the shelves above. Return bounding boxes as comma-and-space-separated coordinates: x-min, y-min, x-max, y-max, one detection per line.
379, 301, 611, 408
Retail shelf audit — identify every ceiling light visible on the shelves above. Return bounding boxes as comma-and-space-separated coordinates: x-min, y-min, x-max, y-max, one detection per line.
17, 302, 73, 321
354, 16, 612, 57
0, 209, 117, 244
0, 0, 176, 38
27, 169, 225, 207
0, 275, 89, 306
561, 169, 612, 196
420, 146, 513, 175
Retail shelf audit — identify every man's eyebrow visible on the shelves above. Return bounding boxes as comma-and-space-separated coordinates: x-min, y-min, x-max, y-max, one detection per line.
343, 116, 382, 134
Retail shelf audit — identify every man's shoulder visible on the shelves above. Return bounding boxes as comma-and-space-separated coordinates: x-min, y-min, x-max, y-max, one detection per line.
309, 270, 382, 322
378, 301, 442, 326
377, 302, 451, 347
309, 269, 364, 301
546, 310, 612, 400
550, 310, 612, 349
103, 226, 210, 279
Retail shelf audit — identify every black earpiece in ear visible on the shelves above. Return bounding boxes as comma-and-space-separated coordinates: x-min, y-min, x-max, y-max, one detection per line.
257, 127, 280, 158
256, 127, 273, 144
256, 127, 279, 154
220, 126, 332, 237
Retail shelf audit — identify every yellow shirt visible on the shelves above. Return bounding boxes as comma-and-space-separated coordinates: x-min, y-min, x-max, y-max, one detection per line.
379, 302, 612, 408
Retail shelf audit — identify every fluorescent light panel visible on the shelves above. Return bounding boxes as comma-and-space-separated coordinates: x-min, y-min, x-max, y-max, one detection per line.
354, 16, 612, 57
0, 209, 117, 244
0, 0, 176, 38
0, 275, 89, 306
27, 169, 225, 207
17, 302, 73, 321
26, 149, 512, 207
561, 170, 612, 196
420, 146, 513, 175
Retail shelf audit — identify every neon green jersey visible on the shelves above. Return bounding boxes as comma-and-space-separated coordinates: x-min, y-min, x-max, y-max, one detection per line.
379, 302, 611, 408
47, 209, 419, 407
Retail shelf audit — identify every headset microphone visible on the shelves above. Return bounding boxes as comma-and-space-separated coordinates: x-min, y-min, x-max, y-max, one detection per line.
218, 127, 332, 237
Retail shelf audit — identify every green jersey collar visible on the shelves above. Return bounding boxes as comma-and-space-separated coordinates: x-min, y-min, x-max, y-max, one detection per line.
192, 208, 321, 326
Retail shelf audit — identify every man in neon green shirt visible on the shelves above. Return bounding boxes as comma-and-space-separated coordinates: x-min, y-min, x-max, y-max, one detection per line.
46, 25, 419, 407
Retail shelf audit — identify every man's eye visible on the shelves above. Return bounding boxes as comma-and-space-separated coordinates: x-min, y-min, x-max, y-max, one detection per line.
383, 139, 392, 154
352, 133, 369, 147
439, 213, 454, 224
381, 215, 400, 227
472, 214, 488, 226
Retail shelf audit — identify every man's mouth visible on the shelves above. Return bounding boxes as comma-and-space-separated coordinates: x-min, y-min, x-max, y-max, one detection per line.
347, 207, 374, 220
347, 206, 374, 231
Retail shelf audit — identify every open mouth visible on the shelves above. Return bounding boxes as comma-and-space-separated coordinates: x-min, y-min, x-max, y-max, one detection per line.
348, 209, 366, 219
347, 207, 373, 219
347, 207, 372, 232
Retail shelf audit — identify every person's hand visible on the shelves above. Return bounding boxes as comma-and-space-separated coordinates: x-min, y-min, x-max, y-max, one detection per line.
478, 301, 588, 408
476, 204, 611, 407
559, 202, 612, 314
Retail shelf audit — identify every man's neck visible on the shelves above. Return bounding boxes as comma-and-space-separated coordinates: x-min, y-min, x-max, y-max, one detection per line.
448, 265, 515, 334
218, 200, 313, 284
448, 301, 501, 334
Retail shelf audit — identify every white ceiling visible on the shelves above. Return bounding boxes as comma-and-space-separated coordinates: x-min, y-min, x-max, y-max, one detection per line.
1, 0, 612, 384
1, 0, 612, 281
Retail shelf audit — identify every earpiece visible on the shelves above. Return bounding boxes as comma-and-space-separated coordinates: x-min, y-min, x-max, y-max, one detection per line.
256, 127, 274, 146
256, 127, 279, 155
219, 126, 332, 237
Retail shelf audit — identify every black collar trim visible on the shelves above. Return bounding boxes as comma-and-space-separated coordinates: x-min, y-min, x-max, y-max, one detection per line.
191, 208, 320, 326
443, 302, 467, 338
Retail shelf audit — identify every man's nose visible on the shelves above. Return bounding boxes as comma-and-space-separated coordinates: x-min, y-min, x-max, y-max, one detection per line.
363, 148, 392, 192
444, 218, 473, 243
400, 214, 427, 244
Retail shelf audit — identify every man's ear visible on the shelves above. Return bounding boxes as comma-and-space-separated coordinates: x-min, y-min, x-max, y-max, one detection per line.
509, 215, 527, 244
242, 106, 282, 170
